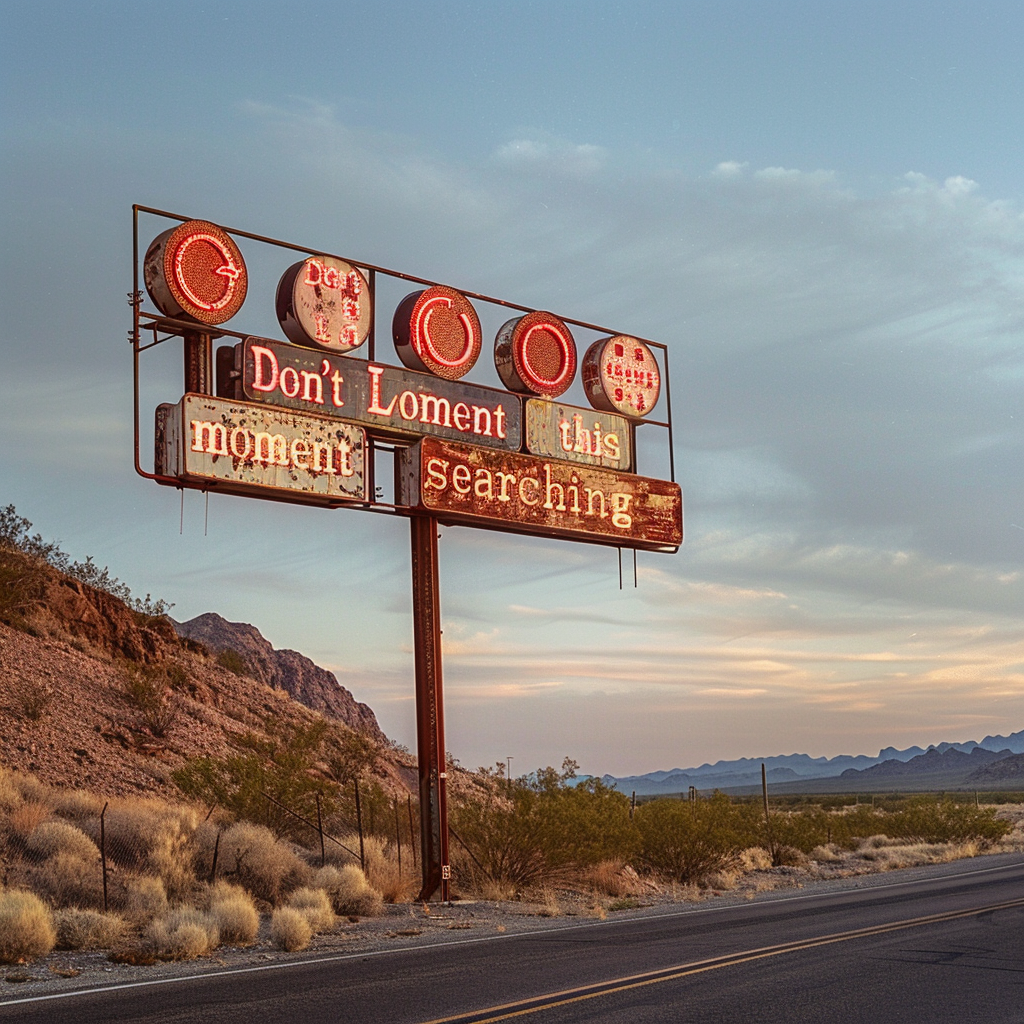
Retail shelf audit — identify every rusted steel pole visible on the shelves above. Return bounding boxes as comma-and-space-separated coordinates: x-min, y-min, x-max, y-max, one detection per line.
411, 514, 450, 902
184, 330, 212, 394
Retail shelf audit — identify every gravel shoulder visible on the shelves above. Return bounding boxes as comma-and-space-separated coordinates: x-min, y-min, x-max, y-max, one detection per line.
5, 850, 1024, 1006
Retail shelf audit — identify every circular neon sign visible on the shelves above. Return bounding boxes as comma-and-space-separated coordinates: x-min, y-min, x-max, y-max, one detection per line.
392, 286, 481, 380
276, 256, 371, 353
144, 220, 247, 326
494, 311, 576, 398
582, 335, 661, 418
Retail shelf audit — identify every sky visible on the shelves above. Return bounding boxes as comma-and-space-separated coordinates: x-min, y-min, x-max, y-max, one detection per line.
4, 1, 1024, 776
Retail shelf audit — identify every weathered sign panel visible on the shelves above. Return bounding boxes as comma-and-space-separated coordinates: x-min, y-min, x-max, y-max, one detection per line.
524, 398, 633, 472
155, 394, 367, 504
226, 337, 522, 450
400, 437, 682, 551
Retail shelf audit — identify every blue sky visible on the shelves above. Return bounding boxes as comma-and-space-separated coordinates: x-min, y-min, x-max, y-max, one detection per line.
4, 2, 1024, 775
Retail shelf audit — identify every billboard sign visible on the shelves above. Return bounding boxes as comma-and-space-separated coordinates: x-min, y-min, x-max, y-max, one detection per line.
229, 337, 523, 450
400, 437, 682, 551
155, 394, 367, 505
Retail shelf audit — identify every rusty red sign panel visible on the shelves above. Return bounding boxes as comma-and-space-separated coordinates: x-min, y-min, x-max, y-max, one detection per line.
400, 437, 682, 551
155, 394, 367, 505
226, 337, 523, 451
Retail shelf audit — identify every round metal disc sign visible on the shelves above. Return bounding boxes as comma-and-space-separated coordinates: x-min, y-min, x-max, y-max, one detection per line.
582, 335, 661, 418
144, 220, 247, 326
494, 311, 576, 398
276, 256, 371, 353
392, 286, 481, 380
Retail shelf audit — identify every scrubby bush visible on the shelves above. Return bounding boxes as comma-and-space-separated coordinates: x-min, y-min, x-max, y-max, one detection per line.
270, 907, 311, 951
121, 875, 168, 923
349, 835, 417, 903
0, 889, 56, 962
30, 851, 103, 908
311, 865, 383, 917
25, 820, 99, 862
634, 793, 746, 884
208, 881, 259, 945
220, 822, 309, 902
147, 906, 219, 959
287, 887, 335, 932
887, 799, 1011, 845
451, 760, 634, 894
53, 908, 125, 950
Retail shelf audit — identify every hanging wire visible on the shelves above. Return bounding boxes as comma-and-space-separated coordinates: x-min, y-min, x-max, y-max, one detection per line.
179, 489, 184, 535
618, 548, 623, 590
204, 491, 209, 537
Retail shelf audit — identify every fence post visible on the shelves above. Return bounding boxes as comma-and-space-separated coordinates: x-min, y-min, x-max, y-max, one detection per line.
209, 829, 221, 884
407, 795, 417, 870
100, 802, 109, 913
394, 797, 402, 877
316, 791, 326, 868
630, 790, 636, 821
354, 780, 365, 871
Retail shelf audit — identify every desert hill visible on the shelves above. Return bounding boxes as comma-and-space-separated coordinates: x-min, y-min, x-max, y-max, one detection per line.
173, 612, 382, 739
0, 543, 407, 801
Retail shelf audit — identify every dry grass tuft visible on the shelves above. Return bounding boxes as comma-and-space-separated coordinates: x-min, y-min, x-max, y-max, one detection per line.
270, 907, 312, 952
0, 890, 56, 962
737, 847, 773, 872
9, 801, 49, 839
810, 844, 844, 863
287, 887, 335, 933
25, 820, 99, 862
584, 860, 643, 897
53, 908, 125, 950
208, 882, 259, 946
310, 865, 384, 917
221, 823, 308, 903
147, 906, 220, 959
121, 875, 168, 923
30, 852, 103, 908
51, 789, 106, 821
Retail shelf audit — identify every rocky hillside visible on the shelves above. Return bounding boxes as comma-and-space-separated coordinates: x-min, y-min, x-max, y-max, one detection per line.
173, 613, 382, 739
0, 545, 407, 800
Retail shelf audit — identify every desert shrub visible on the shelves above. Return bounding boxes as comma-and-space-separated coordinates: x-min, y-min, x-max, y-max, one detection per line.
220, 822, 309, 902
583, 860, 643, 897
0, 889, 56, 962
30, 852, 103, 908
737, 847, 773, 872
208, 882, 259, 945
53, 908, 125, 950
810, 844, 844, 863
147, 906, 219, 959
450, 760, 634, 893
356, 835, 417, 903
270, 907, 311, 951
635, 793, 746, 884
25, 820, 99, 862
11, 773, 54, 807
174, 720, 339, 840
14, 680, 53, 722
0, 769, 21, 810
216, 648, 248, 676
81, 799, 200, 897
886, 799, 1011, 845
287, 887, 335, 932
51, 789, 106, 821
311, 865, 384, 917
121, 666, 179, 737
120, 875, 168, 923
9, 801, 50, 838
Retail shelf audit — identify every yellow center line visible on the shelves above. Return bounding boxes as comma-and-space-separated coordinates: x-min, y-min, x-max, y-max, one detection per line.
417, 896, 1024, 1024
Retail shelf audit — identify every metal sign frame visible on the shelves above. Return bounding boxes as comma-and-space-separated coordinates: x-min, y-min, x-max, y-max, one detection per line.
129, 204, 680, 901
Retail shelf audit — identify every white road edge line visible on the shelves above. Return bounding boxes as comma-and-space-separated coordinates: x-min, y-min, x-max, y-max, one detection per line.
2, 855, 1022, 1009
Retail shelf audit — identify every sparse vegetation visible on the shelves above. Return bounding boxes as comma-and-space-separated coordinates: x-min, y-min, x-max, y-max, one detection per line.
270, 907, 311, 951
0, 890, 56, 962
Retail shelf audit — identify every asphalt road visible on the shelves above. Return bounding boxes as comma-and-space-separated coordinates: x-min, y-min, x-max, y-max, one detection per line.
6, 856, 1024, 1024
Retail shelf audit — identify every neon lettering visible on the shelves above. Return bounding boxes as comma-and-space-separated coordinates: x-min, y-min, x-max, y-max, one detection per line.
330, 370, 344, 407
280, 366, 300, 399
367, 365, 398, 416
419, 394, 452, 427
426, 458, 449, 489
399, 390, 419, 421
229, 427, 252, 459
290, 438, 311, 468
253, 432, 289, 466
519, 476, 540, 506
473, 407, 493, 437
300, 370, 324, 405
452, 464, 471, 494
543, 465, 566, 512
251, 346, 279, 392
453, 402, 471, 431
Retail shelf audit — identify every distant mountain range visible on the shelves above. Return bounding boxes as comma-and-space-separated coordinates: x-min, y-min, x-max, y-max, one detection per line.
598, 730, 1024, 795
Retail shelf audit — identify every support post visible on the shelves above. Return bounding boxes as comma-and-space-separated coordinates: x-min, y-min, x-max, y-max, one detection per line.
184, 330, 213, 395
411, 515, 449, 902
